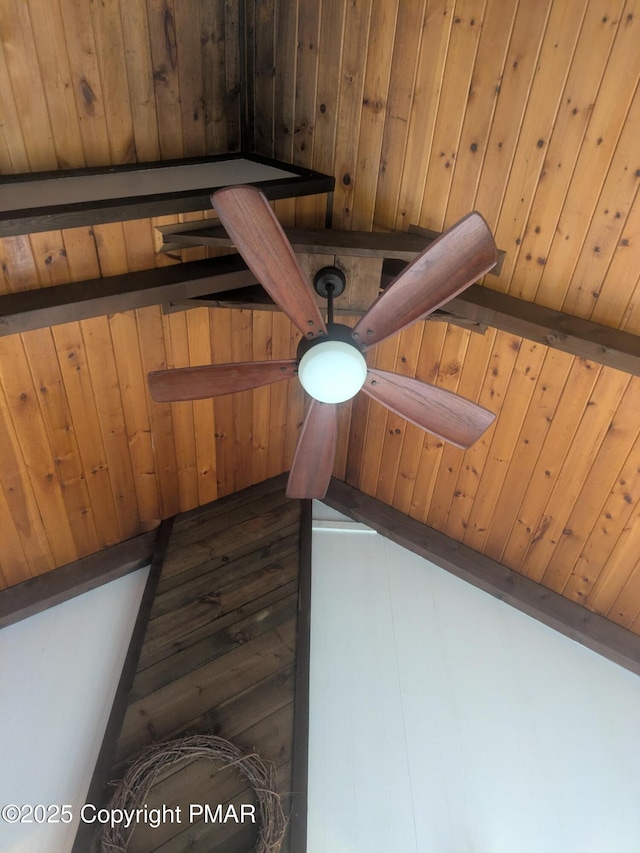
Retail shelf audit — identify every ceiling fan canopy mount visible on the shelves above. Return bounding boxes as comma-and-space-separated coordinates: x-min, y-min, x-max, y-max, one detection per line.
147, 184, 499, 500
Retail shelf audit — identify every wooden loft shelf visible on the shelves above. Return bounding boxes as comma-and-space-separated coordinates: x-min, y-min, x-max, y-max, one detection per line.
0, 152, 335, 237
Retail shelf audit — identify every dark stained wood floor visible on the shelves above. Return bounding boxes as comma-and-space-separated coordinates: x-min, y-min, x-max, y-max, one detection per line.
96, 475, 299, 852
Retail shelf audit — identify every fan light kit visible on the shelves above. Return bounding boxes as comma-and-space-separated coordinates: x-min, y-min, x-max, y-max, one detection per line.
148, 184, 499, 500
298, 339, 367, 403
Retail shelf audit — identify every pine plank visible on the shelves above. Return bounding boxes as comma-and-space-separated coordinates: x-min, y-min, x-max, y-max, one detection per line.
0, 479, 29, 588
146, 0, 184, 159
539, 374, 639, 593
0, 39, 30, 173
331, 0, 374, 230
0, 236, 39, 294
360, 335, 399, 497
312, 0, 346, 223
25, 0, 85, 169
443, 0, 518, 226
534, 9, 640, 310
88, 0, 135, 163
118, 0, 161, 162
58, 0, 112, 165
0, 0, 58, 170
587, 504, 640, 619
418, 0, 488, 232
566, 431, 640, 606
251, 310, 272, 484
230, 309, 254, 491
0, 386, 54, 579
272, 0, 297, 163
22, 327, 100, 558
372, 0, 427, 232
561, 94, 640, 320
591, 194, 640, 330
267, 311, 294, 478
394, 0, 452, 231
0, 335, 77, 566
489, 0, 589, 293
442, 329, 522, 541
606, 547, 640, 630
200, 0, 228, 153
174, 0, 206, 156
461, 339, 548, 550
210, 308, 236, 498
521, 367, 630, 582
187, 308, 218, 505
253, 0, 276, 156
350, 0, 399, 231
417, 324, 472, 528
223, 0, 241, 151
293, 0, 320, 165
109, 310, 162, 529
51, 321, 122, 548
137, 306, 181, 518
482, 346, 574, 561
392, 322, 446, 514
505, 1, 626, 302
374, 322, 423, 505
473, 0, 552, 229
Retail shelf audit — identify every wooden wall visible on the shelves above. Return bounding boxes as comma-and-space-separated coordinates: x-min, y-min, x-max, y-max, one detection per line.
249, 0, 640, 331
91, 475, 299, 853
245, 0, 640, 633
0, 0, 241, 171
0, 0, 639, 640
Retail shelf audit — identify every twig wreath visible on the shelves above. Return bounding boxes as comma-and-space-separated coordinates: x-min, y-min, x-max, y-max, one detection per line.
100, 734, 287, 853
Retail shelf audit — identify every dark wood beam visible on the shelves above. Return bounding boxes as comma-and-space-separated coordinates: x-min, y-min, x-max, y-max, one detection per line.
444, 285, 640, 375
0, 530, 156, 629
162, 281, 640, 376
289, 499, 313, 853
2, 245, 638, 377
323, 478, 640, 678
72, 519, 174, 853
0, 254, 256, 337
156, 221, 506, 276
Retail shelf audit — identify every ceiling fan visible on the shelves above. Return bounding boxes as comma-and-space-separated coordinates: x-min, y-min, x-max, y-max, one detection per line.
148, 185, 498, 499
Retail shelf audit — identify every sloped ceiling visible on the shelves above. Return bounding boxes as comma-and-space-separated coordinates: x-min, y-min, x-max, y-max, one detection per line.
0, 1, 639, 634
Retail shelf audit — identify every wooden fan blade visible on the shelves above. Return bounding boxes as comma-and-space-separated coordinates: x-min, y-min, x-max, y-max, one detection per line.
286, 400, 338, 499
148, 359, 298, 402
362, 369, 495, 449
352, 212, 497, 349
212, 185, 327, 339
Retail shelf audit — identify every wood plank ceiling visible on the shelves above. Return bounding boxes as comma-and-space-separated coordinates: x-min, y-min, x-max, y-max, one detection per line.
0, 0, 639, 635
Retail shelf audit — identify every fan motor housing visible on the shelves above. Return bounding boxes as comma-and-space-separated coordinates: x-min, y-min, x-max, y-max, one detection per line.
296, 321, 360, 360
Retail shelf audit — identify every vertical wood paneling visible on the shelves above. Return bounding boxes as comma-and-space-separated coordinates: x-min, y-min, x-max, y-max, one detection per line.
1, 0, 639, 645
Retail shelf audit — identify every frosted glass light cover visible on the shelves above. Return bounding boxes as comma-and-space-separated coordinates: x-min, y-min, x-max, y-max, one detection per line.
298, 340, 367, 403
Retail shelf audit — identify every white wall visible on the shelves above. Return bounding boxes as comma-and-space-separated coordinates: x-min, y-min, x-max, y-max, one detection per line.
0, 568, 149, 853
308, 506, 640, 853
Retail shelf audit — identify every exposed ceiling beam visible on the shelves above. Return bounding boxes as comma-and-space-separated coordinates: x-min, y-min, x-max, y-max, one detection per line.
323, 479, 640, 678
0, 530, 156, 629
1, 251, 638, 376
0, 254, 256, 336
156, 221, 507, 275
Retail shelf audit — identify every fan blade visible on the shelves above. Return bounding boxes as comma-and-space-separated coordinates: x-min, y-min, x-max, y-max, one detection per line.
352, 212, 497, 349
286, 400, 338, 499
362, 369, 495, 449
148, 359, 298, 402
212, 185, 327, 339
